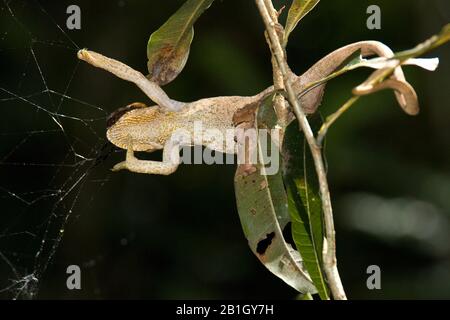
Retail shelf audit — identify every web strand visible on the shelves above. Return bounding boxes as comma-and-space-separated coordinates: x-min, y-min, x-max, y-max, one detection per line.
0, 0, 112, 299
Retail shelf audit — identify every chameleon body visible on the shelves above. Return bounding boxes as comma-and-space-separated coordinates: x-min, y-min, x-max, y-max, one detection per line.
78, 41, 414, 175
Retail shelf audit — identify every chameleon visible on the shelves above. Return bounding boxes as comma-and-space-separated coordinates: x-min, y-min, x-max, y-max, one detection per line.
77, 41, 416, 175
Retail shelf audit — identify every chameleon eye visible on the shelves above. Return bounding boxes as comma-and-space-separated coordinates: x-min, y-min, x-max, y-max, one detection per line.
106, 102, 147, 129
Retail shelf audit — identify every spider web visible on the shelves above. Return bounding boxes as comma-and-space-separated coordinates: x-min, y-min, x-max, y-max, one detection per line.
0, 0, 113, 299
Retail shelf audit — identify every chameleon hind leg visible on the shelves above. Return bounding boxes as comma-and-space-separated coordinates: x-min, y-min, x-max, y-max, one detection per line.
112, 139, 182, 175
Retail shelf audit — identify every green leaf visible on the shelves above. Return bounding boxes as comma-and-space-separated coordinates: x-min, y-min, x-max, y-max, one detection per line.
296, 292, 314, 300
336, 49, 363, 70
282, 114, 330, 300
147, 0, 214, 85
234, 95, 317, 294
437, 23, 450, 46
284, 0, 320, 47
394, 23, 450, 60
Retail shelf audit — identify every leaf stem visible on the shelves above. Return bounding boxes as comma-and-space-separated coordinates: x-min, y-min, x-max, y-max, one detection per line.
298, 68, 348, 99
317, 96, 360, 146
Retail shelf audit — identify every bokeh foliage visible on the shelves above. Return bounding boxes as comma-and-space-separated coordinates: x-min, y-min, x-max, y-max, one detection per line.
0, 0, 449, 299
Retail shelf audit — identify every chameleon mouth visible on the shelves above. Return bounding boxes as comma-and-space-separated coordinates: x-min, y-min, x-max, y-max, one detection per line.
106, 102, 147, 129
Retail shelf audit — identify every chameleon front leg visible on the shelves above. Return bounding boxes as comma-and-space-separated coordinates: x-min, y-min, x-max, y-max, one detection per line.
112, 139, 182, 175
77, 49, 185, 112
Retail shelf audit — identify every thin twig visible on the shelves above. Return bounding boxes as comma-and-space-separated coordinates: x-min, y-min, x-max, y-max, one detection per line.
317, 96, 360, 146
298, 68, 348, 100
263, 0, 290, 126
255, 0, 347, 300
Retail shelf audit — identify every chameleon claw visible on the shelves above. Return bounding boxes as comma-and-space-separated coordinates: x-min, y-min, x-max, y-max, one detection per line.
111, 161, 127, 172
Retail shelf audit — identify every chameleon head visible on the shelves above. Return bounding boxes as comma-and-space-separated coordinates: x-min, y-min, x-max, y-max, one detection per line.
106, 102, 165, 152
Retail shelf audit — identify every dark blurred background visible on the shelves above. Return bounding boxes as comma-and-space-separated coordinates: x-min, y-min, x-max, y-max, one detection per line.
0, 0, 449, 299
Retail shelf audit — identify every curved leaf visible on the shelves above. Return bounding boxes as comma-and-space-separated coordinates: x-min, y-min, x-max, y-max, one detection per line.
282, 114, 330, 299
234, 95, 317, 294
284, 0, 320, 47
147, 0, 214, 85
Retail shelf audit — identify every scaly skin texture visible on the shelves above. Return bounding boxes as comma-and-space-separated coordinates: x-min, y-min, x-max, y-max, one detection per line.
79, 40, 413, 175
107, 95, 259, 154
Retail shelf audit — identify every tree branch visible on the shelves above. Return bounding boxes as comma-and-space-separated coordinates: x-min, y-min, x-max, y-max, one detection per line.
255, 0, 347, 300
262, 0, 290, 127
